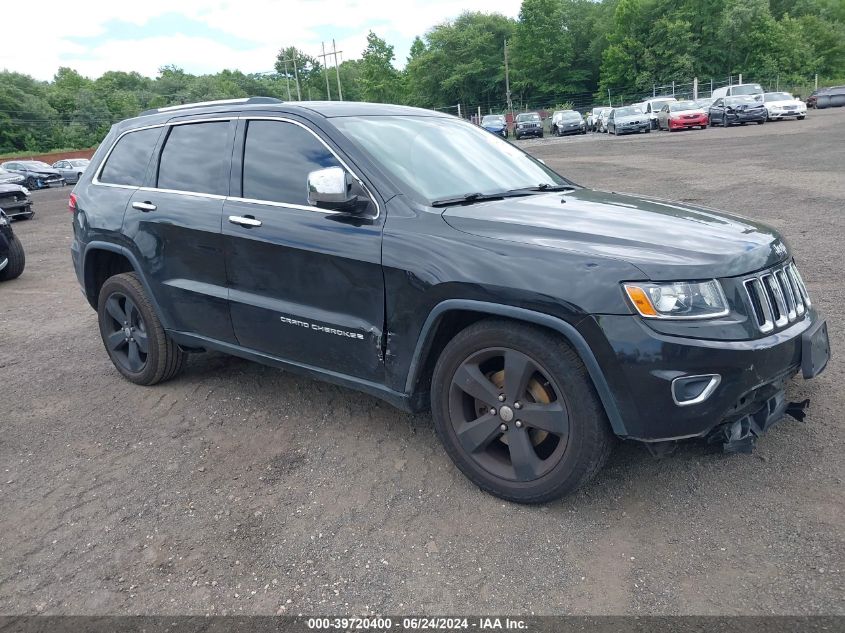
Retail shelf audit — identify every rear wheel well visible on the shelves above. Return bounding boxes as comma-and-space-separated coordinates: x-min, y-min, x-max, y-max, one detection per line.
84, 249, 134, 309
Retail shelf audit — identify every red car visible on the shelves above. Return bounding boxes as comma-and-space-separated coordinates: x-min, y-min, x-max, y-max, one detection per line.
656, 100, 709, 130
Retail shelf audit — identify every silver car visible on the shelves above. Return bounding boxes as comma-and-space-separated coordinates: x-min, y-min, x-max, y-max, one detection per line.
52, 158, 91, 184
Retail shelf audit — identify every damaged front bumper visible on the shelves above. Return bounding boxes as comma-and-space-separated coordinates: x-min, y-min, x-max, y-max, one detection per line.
706, 390, 809, 453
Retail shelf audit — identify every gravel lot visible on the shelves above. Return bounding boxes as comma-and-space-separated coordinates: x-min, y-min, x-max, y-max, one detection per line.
1, 110, 843, 616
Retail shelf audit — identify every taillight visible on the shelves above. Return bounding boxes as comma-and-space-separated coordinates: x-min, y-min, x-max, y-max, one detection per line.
69, 192, 78, 214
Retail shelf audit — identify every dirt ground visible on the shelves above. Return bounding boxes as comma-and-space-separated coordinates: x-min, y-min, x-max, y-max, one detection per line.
1, 109, 843, 616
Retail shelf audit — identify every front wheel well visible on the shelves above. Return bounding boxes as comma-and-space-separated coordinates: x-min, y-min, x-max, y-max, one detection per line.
83, 248, 134, 309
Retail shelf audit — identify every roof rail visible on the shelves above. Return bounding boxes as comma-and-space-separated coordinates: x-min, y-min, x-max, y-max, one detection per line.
139, 96, 283, 117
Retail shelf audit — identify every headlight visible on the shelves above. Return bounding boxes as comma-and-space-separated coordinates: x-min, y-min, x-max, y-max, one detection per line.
0, 213, 7, 226
21, 187, 29, 195
624, 280, 729, 319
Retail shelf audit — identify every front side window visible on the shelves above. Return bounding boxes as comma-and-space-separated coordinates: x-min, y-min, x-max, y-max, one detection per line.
99, 127, 162, 187
332, 115, 568, 204
241, 120, 341, 206
157, 122, 231, 196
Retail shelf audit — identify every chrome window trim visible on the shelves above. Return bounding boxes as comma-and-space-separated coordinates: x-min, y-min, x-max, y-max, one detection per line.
92, 115, 381, 220
237, 115, 381, 220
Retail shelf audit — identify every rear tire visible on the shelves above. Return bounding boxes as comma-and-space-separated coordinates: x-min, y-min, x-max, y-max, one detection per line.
97, 272, 185, 386
0, 235, 25, 281
431, 320, 614, 503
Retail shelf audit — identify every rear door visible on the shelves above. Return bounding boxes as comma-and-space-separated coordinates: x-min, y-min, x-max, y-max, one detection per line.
222, 116, 385, 381
123, 117, 237, 343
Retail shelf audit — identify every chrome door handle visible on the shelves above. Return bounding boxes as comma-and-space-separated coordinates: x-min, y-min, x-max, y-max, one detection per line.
132, 201, 157, 212
228, 215, 262, 228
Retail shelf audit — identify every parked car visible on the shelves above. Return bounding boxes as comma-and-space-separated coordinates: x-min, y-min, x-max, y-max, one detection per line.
711, 83, 765, 102
514, 112, 543, 140
0, 168, 25, 186
807, 86, 845, 109
761, 92, 806, 121
0, 161, 65, 189
606, 106, 650, 135
71, 97, 828, 503
0, 184, 34, 220
550, 110, 586, 136
0, 210, 26, 281
657, 100, 709, 131
52, 158, 91, 184
709, 96, 767, 126
641, 96, 677, 129
480, 114, 508, 138
592, 107, 612, 132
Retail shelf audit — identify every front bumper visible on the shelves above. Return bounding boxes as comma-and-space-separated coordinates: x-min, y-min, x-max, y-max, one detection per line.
768, 109, 805, 119
581, 310, 828, 441
669, 117, 707, 128
516, 127, 542, 137
616, 123, 649, 134
728, 111, 766, 123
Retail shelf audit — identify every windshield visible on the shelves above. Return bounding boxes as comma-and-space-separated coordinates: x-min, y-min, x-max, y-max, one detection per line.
69, 159, 90, 166
764, 92, 792, 102
560, 111, 581, 120
481, 115, 504, 125
731, 84, 763, 96
726, 96, 759, 105
333, 116, 569, 204
669, 101, 698, 112
22, 161, 53, 169
650, 100, 674, 111
517, 113, 540, 122
614, 106, 643, 117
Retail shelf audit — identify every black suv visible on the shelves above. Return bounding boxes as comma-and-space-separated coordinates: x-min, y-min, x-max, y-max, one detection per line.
70, 98, 830, 503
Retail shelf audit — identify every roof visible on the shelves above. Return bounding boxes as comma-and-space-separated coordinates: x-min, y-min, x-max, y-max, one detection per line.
137, 97, 447, 121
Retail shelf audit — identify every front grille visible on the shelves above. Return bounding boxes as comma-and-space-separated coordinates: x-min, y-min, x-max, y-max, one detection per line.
743, 262, 811, 333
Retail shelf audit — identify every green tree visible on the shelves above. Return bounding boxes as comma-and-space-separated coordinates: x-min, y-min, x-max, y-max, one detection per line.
359, 31, 399, 103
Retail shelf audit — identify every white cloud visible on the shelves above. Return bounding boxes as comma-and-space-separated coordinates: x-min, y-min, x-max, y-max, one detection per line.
0, 0, 521, 80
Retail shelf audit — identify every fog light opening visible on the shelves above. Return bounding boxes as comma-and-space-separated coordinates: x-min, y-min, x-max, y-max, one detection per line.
672, 374, 721, 407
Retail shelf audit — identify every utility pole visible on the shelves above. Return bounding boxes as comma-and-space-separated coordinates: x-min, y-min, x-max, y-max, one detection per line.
321, 42, 332, 100
504, 39, 512, 115
278, 53, 302, 100
283, 60, 292, 100
693, 77, 698, 100
332, 39, 343, 101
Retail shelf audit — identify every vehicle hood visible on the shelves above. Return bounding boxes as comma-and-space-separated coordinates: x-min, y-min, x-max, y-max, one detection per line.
766, 99, 803, 107
0, 172, 24, 184
559, 119, 583, 126
482, 123, 505, 131
29, 168, 62, 175
441, 189, 788, 280
0, 183, 28, 195
615, 114, 647, 124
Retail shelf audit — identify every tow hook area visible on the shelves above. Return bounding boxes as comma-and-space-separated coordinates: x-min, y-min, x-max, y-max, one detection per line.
707, 391, 810, 454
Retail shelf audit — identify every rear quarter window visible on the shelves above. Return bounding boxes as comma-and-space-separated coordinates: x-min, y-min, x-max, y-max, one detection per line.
99, 127, 162, 187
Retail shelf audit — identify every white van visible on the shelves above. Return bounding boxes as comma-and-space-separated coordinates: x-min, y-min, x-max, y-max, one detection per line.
641, 96, 677, 129
711, 83, 764, 101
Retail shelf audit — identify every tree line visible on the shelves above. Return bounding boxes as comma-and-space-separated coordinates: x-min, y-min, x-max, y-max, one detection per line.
2, 0, 843, 154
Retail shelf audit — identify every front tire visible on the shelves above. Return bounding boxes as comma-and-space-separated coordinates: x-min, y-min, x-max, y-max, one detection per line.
0, 235, 25, 281
97, 272, 185, 386
431, 320, 614, 503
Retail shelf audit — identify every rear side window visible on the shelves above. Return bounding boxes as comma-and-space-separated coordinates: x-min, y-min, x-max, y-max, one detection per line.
99, 128, 161, 187
157, 122, 231, 196
242, 120, 340, 206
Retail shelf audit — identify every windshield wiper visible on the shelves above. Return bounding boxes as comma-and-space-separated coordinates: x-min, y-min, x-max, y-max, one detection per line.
508, 184, 577, 193
431, 191, 532, 208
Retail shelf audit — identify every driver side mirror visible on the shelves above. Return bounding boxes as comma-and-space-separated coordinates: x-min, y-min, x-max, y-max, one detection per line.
307, 167, 369, 213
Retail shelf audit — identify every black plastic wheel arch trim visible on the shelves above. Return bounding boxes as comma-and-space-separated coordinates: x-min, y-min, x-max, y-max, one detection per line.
404, 299, 627, 436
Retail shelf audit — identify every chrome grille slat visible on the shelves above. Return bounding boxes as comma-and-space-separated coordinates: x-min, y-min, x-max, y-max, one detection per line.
743, 262, 810, 333
775, 269, 797, 321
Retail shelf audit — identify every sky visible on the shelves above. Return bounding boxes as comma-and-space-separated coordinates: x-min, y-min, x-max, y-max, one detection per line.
3, 0, 521, 81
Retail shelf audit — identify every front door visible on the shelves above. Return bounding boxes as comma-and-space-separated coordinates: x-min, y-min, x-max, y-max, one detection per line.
222, 117, 385, 381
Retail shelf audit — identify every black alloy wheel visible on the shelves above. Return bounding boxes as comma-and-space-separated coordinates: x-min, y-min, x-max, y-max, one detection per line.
431, 320, 614, 503
102, 291, 150, 374
25, 177, 37, 190
97, 272, 185, 385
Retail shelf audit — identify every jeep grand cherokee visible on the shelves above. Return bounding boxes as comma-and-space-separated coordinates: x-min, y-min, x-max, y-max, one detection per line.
70, 98, 830, 503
